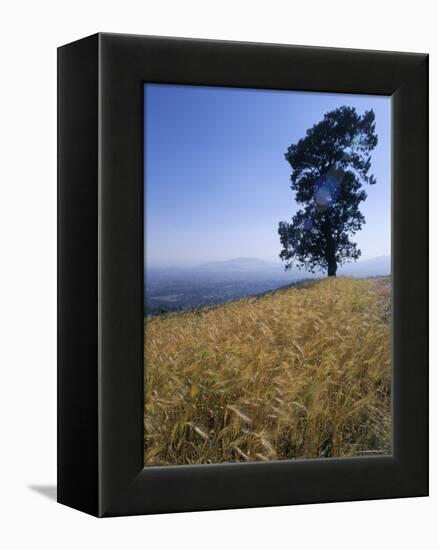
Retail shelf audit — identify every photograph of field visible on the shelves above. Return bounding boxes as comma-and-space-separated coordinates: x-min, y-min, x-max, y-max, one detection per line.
144, 84, 391, 465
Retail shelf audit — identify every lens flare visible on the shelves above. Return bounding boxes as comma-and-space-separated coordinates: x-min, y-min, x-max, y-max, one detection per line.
313, 171, 343, 210
303, 218, 313, 230
315, 187, 332, 208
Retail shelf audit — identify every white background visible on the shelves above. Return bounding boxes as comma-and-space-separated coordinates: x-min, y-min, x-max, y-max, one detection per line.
0, 1, 436, 548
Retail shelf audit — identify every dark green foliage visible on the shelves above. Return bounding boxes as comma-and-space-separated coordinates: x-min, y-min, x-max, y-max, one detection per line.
278, 106, 378, 276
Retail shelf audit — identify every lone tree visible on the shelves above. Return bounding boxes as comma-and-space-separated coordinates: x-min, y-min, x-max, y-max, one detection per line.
278, 106, 378, 277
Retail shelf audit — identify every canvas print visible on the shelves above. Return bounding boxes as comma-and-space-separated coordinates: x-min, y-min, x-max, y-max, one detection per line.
144, 84, 391, 466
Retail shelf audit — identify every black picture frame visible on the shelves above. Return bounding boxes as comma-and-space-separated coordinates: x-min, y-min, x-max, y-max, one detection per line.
58, 33, 428, 517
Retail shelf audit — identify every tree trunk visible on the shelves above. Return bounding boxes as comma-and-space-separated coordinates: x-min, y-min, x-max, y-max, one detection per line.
327, 258, 337, 277
324, 214, 337, 277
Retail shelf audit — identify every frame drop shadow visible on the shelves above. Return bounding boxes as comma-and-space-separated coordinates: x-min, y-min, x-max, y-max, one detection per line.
28, 485, 57, 501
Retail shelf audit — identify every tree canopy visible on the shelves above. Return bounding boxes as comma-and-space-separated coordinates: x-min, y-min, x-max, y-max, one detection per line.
278, 106, 378, 277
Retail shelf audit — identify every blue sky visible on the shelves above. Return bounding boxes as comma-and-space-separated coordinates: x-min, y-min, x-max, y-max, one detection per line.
144, 84, 391, 267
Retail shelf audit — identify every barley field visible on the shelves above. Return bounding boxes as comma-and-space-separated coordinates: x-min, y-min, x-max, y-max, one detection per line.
144, 277, 391, 466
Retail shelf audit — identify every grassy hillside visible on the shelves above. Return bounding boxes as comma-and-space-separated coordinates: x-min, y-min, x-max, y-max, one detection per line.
144, 277, 391, 466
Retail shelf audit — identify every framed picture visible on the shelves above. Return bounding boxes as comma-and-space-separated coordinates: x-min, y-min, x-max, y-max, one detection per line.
58, 33, 428, 517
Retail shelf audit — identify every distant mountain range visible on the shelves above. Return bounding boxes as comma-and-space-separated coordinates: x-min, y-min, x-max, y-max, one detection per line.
339, 255, 390, 277
197, 257, 281, 272
185, 255, 390, 278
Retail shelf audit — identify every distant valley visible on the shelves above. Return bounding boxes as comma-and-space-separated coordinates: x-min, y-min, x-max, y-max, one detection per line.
144, 255, 390, 314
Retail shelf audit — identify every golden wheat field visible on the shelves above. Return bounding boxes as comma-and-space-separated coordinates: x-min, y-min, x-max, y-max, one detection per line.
144, 276, 391, 466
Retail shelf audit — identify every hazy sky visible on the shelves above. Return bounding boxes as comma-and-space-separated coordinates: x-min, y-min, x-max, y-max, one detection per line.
144, 84, 391, 267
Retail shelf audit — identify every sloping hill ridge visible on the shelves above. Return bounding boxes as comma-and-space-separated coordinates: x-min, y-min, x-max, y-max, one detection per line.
144, 277, 391, 466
